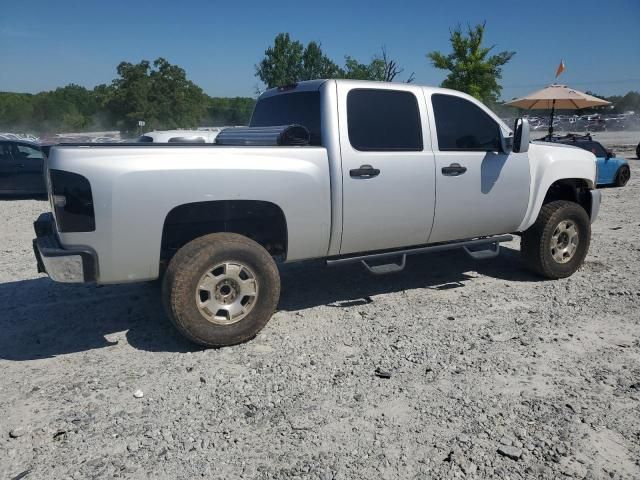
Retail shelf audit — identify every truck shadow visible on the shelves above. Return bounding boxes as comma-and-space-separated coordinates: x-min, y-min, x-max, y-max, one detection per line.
278, 245, 540, 311
0, 279, 195, 361
0, 246, 541, 360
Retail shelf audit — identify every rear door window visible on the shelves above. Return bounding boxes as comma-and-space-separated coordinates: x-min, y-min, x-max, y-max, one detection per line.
347, 89, 423, 151
432, 94, 502, 151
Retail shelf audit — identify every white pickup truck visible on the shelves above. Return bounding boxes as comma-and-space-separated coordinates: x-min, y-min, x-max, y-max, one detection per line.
33, 79, 600, 346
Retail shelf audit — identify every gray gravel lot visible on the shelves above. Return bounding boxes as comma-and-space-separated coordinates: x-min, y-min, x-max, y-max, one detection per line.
1, 135, 639, 479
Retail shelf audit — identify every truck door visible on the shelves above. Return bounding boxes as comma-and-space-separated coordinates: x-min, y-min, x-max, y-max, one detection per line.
427, 93, 530, 243
337, 84, 436, 254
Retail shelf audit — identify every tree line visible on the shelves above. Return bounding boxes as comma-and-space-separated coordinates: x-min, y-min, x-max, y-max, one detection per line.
1, 24, 638, 136
0, 58, 255, 135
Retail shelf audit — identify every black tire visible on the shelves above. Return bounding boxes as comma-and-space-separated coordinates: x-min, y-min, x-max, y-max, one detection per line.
162, 233, 280, 347
636, 142, 640, 159
520, 200, 591, 279
614, 165, 630, 187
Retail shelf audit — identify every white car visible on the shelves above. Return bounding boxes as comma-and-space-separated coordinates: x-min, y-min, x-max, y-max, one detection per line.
138, 129, 222, 143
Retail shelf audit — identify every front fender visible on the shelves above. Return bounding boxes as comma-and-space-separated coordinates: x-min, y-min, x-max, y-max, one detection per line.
518, 142, 596, 231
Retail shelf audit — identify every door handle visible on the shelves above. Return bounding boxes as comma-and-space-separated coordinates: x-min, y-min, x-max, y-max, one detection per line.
16, 164, 25, 168
441, 163, 467, 176
350, 164, 380, 178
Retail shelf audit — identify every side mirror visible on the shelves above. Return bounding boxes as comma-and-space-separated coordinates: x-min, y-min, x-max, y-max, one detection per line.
513, 118, 530, 153
606, 150, 615, 159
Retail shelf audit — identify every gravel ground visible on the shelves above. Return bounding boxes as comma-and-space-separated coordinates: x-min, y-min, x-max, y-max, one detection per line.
1, 137, 639, 479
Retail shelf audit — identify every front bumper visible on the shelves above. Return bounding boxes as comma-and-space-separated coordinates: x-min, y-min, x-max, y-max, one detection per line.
590, 189, 601, 224
33, 213, 97, 283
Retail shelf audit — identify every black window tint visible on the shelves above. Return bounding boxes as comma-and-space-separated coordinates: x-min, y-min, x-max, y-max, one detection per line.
250, 91, 321, 145
432, 94, 501, 151
347, 89, 422, 151
0, 143, 11, 161
16, 144, 43, 160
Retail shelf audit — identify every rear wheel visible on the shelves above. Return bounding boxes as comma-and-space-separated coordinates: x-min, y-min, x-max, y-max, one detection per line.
614, 165, 630, 187
162, 233, 280, 347
520, 200, 591, 279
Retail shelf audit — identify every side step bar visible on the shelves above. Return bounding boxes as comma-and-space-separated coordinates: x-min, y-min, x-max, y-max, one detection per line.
326, 235, 513, 273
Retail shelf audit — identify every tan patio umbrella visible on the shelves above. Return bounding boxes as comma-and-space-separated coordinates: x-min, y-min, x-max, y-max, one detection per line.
506, 84, 611, 137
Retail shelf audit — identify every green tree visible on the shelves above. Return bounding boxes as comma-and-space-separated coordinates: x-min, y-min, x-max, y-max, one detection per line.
342, 48, 414, 82
256, 33, 305, 88
341, 56, 375, 80
105, 58, 208, 133
105, 60, 154, 132
301, 41, 341, 81
427, 22, 515, 103
0, 93, 35, 131
257, 33, 411, 88
31, 84, 97, 131
148, 58, 208, 130
205, 97, 255, 126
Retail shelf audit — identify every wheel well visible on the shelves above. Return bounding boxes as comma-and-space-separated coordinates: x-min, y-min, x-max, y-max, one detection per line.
161, 200, 287, 262
543, 179, 592, 215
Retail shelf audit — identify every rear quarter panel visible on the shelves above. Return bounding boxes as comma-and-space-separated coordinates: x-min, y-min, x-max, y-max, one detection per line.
48, 146, 331, 283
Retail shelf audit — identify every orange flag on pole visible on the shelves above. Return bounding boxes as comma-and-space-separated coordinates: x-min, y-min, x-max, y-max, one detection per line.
555, 60, 566, 78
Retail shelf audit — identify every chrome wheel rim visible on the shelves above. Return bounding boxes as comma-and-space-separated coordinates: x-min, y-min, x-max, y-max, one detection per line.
195, 262, 258, 325
550, 220, 579, 264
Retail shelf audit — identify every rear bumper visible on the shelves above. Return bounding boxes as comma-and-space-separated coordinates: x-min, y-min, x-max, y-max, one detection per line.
590, 189, 601, 224
33, 213, 97, 283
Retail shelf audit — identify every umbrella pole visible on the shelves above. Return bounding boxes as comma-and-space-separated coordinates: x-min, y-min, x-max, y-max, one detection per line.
548, 99, 556, 139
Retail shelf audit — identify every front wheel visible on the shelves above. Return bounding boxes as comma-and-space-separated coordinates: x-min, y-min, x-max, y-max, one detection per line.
520, 200, 591, 279
162, 233, 281, 347
615, 165, 630, 187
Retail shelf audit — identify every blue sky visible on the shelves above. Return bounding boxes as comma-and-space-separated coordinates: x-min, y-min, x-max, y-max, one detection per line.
1, 0, 638, 100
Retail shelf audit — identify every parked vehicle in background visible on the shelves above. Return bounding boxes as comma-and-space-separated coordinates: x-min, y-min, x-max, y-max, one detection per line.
0, 140, 46, 195
138, 129, 222, 143
34, 79, 601, 347
509, 114, 640, 133
541, 134, 630, 187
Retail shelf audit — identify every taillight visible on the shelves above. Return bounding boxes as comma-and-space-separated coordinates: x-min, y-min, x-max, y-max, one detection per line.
49, 170, 95, 232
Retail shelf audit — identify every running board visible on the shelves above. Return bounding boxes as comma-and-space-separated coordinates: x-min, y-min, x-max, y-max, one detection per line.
326, 235, 513, 271
361, 255, 406, 275
463, 241, 501, 260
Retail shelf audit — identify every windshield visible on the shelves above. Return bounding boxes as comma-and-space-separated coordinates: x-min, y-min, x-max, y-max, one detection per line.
250, 91, 321, 146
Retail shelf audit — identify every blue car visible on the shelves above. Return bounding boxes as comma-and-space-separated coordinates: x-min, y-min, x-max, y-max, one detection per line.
543, 134, 631, 187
